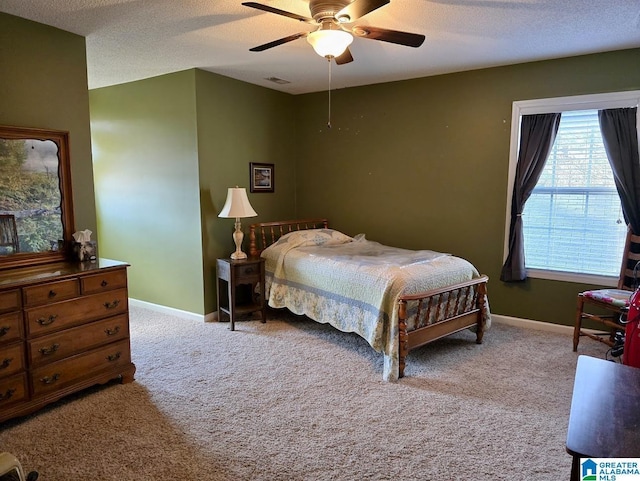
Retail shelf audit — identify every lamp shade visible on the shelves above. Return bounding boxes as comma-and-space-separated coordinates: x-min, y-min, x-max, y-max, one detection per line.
307, 29, 353, 58
218, 187, 257, 218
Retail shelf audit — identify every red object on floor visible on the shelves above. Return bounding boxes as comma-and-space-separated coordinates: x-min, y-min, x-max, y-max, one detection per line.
624, 288, 640, 368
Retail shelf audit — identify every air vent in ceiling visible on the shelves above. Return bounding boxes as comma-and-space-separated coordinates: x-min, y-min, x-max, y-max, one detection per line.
265, 77, 291, 84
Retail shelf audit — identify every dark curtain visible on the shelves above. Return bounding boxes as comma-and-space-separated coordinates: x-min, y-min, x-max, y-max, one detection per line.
500, 113, 561, 282
599, 107, 640, 235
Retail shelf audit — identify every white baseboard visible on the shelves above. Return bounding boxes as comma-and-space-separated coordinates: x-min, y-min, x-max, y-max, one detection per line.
128, 298, 216, 323
126, 300, 582, 334
491, 313, 576, 335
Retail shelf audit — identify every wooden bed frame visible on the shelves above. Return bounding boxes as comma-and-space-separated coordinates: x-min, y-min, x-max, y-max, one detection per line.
249, 218, 329, 257
249, 218, 488, 378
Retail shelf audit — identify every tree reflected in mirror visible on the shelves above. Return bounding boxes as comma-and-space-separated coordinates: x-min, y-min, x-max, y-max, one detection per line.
0, 137, 64, 254
0, 125, 74, 269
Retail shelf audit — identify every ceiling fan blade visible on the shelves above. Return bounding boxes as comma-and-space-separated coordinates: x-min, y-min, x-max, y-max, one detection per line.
335, 0, 390, 22
242, 2, 314, 23
352, 25, 425, 47
335, 48, 354, 65
249, 32, 309, 52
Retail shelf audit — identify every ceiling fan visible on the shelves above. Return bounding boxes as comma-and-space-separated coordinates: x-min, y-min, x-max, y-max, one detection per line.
242, 0, 426, 64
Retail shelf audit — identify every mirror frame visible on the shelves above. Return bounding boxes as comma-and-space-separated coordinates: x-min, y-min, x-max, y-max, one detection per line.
0, 125, 75, 270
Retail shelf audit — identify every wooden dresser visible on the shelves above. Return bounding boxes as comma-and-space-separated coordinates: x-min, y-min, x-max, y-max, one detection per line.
0, 258, 135, 423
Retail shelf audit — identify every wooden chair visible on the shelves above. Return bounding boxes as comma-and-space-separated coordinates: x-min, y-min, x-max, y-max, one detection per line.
573, 227, 640, 351
0, 214, 19, 253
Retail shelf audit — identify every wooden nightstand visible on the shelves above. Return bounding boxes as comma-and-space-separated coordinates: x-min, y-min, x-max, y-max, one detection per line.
216, 258, 266, 331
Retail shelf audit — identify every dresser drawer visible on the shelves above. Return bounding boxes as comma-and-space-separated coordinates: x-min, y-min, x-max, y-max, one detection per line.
81, 269, 127, 295
25, 288, 129, 337
0, 289, 21, 314
31, 339, 131, 396
0, 342, 25, 378
0, 373, 27, 408
28, 314, 129, 367
0, 312, 22, 343
23, 279, 80, 307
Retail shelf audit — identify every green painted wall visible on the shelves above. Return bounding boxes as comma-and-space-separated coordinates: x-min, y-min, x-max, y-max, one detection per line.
0, 12, 96, 235
89, 71, 204, 314
294, 48, 640, 327
194, 70, 296, 314
89, 69, 297, 315
6, 9, 636, 325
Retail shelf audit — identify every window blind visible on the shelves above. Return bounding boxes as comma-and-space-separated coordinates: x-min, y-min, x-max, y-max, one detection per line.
523, 109, 627, 277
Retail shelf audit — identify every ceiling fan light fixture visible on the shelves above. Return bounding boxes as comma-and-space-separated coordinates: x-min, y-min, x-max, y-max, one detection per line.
307, 28, 353, 58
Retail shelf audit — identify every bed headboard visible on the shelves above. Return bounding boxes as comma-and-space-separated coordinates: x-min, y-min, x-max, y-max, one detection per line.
248, 218, 329, 257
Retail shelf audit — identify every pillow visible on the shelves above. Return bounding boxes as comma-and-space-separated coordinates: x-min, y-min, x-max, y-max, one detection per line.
273, 228, 352, 248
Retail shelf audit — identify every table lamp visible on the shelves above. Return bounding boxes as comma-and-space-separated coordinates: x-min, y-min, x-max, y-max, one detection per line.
218, 187, 257, 260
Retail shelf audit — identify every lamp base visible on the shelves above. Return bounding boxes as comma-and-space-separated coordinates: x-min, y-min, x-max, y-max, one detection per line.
230, 218, 247, 260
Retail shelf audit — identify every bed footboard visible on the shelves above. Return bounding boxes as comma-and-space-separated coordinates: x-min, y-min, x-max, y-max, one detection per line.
397, 275, 489, 378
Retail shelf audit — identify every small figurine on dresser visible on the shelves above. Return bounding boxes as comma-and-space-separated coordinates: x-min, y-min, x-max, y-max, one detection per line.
73, 229, 97, 261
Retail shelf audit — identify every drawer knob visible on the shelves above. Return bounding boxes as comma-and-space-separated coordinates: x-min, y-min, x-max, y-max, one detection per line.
48, 290, 57, 298
101, 280, 108, 287
0, 358, 13, 370
105, 326, 121, 336
40, 373, 60, 385
39, 343, 60, 356
104, 299, 120, 310
107, 351, 122, 362
0, 388, 16, 402
0, 326, 9, 337
37, 315, 58, 326
244, 267, 255, 274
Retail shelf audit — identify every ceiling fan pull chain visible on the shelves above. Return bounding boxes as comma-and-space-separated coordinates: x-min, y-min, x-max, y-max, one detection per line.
327, 57, 332, 129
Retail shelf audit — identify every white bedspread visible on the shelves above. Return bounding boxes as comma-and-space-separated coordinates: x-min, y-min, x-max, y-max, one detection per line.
261, 229, 490, 381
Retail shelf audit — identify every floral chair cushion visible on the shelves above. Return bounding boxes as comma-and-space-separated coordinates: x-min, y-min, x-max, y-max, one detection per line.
583, 288, 632, 308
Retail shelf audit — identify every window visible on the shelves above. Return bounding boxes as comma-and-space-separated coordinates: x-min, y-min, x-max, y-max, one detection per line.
523, 110, 626, 277
504, 91, 640, 285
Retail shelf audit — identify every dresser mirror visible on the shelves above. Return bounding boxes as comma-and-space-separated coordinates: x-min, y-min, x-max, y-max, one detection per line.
0, 125, 75, 269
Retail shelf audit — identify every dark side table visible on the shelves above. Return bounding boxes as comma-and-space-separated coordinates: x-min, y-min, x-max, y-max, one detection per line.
566, 355, 640, 481
216, 257, 266, 331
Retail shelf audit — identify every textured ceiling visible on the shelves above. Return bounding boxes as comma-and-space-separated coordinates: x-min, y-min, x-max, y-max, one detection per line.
1, 0, 639, 94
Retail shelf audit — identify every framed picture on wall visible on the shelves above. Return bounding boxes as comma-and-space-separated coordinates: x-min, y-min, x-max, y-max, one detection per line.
250, 162, 275, 193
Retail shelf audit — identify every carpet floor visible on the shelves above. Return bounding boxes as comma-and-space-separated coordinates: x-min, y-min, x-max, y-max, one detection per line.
0, 306, 607, 480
